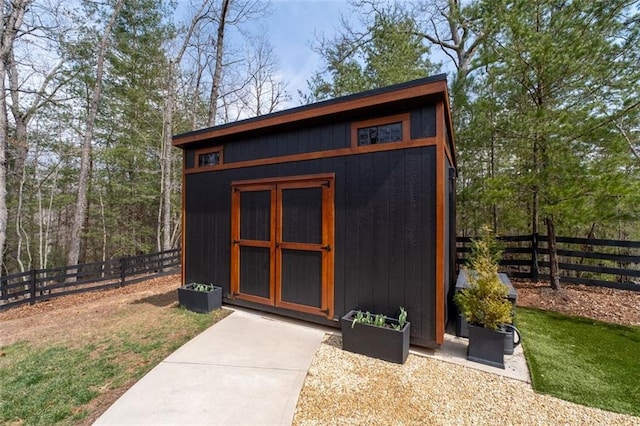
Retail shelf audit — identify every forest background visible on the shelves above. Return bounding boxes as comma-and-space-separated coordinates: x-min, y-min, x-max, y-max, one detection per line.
0, 0, 638, 276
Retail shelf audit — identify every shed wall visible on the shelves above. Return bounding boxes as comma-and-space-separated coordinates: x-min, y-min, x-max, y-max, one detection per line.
184, 146, 438, 345
183, 106, 436, 169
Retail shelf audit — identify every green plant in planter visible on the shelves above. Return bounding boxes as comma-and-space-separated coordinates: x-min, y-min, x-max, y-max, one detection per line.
342, 306, 410, 364
454, 227, 513, 329
191, 283, 215, 292
393, 307, 408, 331
351, 307, 407, 329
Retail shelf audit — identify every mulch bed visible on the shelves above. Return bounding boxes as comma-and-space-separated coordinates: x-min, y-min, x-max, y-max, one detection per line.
513, 279, 640, 326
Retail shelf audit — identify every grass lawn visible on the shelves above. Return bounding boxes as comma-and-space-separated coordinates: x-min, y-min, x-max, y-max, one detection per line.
0, 300, 228, 425
516, 307, 640, 417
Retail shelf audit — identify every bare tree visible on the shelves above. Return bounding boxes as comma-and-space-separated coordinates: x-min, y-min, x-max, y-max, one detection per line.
240, 37, 289, 116
159, 0, 213, 252
410, 0, 484, 79
67, 0, 125, 267
0, 0, 33, 275
207, 0, 231, 127
7, 52, 67, 270
204, 0, 269, 126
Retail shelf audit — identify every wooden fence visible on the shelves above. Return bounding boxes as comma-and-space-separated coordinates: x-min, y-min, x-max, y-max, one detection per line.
457, 235, 640, 292
0, 249, 180, 311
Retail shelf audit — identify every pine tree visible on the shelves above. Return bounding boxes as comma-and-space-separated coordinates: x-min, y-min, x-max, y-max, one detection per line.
304, 7, 439, 101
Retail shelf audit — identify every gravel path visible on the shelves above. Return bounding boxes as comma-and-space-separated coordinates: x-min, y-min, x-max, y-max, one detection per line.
293, 335, 639, 425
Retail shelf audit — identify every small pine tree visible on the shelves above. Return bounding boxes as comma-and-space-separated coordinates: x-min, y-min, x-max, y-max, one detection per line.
455, 226, 513, 330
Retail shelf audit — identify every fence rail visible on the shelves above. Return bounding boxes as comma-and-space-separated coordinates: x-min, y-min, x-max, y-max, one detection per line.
0, 249, 181, 311
457, 234, 640, 292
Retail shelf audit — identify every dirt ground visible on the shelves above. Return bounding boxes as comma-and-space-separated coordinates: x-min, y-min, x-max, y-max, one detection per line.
0, 274, 185, 348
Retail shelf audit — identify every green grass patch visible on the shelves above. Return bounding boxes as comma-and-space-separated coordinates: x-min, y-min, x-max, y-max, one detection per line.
516, 307, 640, 417
0, 306, 228, 425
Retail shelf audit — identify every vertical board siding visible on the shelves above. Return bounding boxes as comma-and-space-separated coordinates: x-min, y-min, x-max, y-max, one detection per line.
184, 145, 439, 345
402, 148, 423, 337
387, 149, 407, 321
331, 156, 348, 318
185, 105, 438, 171
410, 105, 437, 139
421, 147, 438, 340
372, 152, 391, 316
185, 150, 195, 169
221, 122, 353, 164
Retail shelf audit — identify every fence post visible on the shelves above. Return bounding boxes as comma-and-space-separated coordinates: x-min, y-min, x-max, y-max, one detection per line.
120, 257, 127, 287
531, 233, 539, 282
29, 269, 37, 305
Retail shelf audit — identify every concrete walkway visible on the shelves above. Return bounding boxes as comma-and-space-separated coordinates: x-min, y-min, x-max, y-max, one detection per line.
95, 308, 530, 425
94, 309, 325, 426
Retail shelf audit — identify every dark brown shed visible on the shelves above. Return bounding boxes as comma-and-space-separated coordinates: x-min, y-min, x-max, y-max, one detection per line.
173, 74, 457, 348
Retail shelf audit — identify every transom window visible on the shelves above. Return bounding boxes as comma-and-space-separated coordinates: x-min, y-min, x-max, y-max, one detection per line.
199, 151, 220, 167
350, 113, 410, 149
195, 146, 223, 168
357, 122, 403, 145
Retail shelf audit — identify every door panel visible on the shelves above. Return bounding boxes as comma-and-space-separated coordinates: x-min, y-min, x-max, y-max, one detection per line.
281, 187, 322, 244
240, 191, 271, 241
231, 174, 334, 319
280, 249, 322, 308
239, 246, 271, 299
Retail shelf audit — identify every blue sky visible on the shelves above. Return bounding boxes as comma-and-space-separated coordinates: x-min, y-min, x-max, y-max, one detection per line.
265, 0, 353, 105
175, 0, 450, 107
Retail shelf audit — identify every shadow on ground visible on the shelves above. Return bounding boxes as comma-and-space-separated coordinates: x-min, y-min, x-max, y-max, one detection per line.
132, 290, 177, 307
322, 334, 342, 349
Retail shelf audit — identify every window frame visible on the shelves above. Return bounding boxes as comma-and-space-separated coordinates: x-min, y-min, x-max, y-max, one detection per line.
194, 146, 224, 169
350, 113, 411, 149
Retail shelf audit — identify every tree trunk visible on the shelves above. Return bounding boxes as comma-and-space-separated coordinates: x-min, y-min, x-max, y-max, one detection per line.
67, 0, 125, 268
545, 215, 560, 290
0, 0, 32, 275
161, 61, 175, 251
15, 165, 27, 272
6, 50, 29, 182
207, 0, 231, 127
531, 133, 540, 280
0, 61, 8, 277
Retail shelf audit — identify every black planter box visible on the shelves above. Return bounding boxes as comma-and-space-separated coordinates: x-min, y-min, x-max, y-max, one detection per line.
467, 324, 507, 369
177, 283, 222, 313
340, 310, 410, 364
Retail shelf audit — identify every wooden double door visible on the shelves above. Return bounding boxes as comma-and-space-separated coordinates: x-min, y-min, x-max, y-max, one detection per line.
230, 174, 334, 319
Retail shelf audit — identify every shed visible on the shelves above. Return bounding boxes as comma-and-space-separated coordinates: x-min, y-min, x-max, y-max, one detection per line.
173, 74, 457, 348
